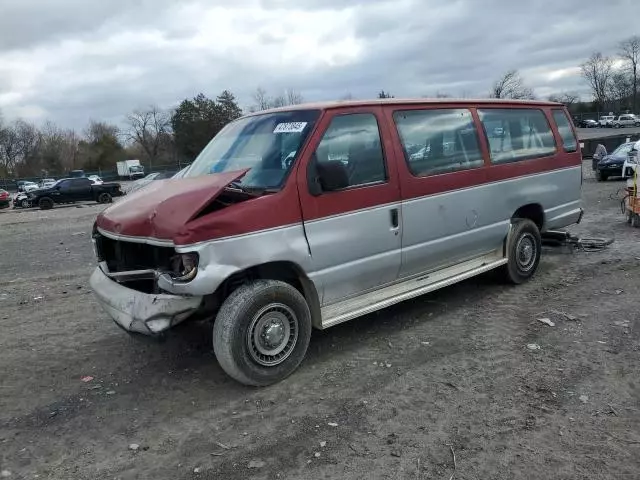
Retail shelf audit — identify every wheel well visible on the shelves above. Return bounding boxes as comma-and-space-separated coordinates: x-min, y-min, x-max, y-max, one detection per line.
512, 204, 544, 231
215, 261, 322, 329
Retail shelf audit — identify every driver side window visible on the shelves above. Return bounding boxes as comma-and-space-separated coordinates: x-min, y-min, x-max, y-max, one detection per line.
314, 113, 387, 189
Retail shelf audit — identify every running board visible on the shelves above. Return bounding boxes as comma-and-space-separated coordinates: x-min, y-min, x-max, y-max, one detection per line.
320, 250, 507, 329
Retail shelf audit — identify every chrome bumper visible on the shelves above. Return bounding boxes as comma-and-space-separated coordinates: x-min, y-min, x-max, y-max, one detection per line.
89, 267, 202, 335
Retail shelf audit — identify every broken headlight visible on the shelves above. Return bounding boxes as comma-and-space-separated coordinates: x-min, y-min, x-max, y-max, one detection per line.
170, 252, 199, 282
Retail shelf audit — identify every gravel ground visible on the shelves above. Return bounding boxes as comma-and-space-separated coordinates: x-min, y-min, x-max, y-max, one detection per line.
1, 162, 639, 480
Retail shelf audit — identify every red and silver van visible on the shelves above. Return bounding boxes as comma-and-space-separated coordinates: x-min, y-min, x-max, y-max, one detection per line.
90, 99, 583, 386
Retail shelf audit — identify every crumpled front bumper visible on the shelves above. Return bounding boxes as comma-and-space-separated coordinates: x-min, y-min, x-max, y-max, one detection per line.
89, 267, 203, 335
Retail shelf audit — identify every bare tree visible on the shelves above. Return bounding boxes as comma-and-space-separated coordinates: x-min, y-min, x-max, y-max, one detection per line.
286, 89, 304, 105
490, 70, 535, 99
435, 91, 453, 98
125, 106, 171, 167
608, 72, 633, 111
85, 120, 119, 144
580, 52, 613, 109
252, 87, 304, 110
38, 121, 79, 174
15, 120, 41, 165
0, 122, 20, 173
547, 91, 579, 107
619, 35, 640, 111
271, 94, 287, 108
252, 87, 271, 111
339, 93, 354, 101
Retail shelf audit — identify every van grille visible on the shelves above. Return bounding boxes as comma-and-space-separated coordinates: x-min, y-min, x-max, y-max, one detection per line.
95, 232, 175, 273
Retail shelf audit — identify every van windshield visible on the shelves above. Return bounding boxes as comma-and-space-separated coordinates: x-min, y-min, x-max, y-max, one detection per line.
185, 109, 321, 190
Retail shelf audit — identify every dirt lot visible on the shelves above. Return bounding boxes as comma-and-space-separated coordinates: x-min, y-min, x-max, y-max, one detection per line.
1, 163, 639, 480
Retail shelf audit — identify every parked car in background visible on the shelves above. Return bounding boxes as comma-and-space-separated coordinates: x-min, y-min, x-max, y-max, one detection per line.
0, 189, 11, 209
613, 114, 640, 128
88, 175, 103, 185
28, 177, 124, 209
39, 178, 56, 189
577, 119, 598, 128
90, 98, 583, 386
13, 191, 31, 209
596, 141, 634, 181
16, 181, 39, 193
69, 169, 86, 178
599, 115, 615, 127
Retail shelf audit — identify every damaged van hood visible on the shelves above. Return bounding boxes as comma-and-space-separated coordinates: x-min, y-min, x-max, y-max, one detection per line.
96, 170, 248, 241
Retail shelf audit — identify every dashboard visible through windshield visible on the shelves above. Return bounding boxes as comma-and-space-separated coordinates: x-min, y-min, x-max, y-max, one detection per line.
185, 109, 321, 190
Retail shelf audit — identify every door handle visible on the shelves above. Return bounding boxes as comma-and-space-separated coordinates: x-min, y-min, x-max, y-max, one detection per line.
389, 208, 399, 231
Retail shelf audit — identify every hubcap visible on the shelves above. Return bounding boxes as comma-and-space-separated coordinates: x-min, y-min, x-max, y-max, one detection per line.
516, 233, 536, 272
247, 303, 298, 366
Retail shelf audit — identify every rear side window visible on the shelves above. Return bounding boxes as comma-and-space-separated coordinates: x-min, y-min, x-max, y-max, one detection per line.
552, 109, 578, 153
478, 109, 556, 164
393, 109, 484, 177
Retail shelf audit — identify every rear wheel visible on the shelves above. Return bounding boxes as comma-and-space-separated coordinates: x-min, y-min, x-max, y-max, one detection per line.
500, 219, 541, 284
38, 197, 53, 210
213, 280, 312, 386
97, 192, 112, 204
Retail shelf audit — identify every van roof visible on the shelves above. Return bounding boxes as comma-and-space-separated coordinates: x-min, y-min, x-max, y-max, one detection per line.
245, 97, 563, 116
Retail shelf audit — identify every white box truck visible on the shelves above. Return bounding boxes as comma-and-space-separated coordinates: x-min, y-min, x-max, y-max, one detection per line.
117, 159, 145, 180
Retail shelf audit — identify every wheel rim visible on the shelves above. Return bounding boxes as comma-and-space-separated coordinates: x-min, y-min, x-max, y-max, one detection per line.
99, 194, 107, 203
21, 200, 29, 207
247, 303, 298, 366
515, 233, 537, 272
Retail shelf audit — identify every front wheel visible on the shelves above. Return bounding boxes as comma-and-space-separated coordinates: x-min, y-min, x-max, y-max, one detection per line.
500, 219, 542, 284
97, 192, 112, 204
596, 170, 607, 182
213, 280, 312, 386
38, 197, 53, 210
20, 199, 30, 208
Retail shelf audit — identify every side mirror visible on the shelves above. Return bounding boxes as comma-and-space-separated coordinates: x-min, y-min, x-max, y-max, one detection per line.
307, 154, 349, 196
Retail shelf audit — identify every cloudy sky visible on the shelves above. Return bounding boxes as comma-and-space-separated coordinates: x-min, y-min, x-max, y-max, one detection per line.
0, 0, 637, 129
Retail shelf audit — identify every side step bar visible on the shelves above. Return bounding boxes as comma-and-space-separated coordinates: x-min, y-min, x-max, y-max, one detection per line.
320, 250, 507, 329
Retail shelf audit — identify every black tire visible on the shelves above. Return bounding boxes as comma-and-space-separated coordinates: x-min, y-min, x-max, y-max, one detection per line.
632, 214, 640, 228
635, 122, 640, 127
20, 199, 30, 208
38, 197, 53, 210
596, 170, 607, 182
97, 192, 112, 204
499, 219, 542, 285
213, 279, 312, 386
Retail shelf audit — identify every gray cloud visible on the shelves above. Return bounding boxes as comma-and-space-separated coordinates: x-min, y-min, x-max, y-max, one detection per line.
0, 0, 638, 130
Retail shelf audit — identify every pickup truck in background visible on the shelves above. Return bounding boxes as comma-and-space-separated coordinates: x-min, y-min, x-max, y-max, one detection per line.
28, 177, 124, 210
117, 159, 145, 180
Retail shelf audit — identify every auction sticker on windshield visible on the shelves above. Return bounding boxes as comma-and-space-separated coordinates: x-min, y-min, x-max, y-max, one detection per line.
273, 122, 307, 133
